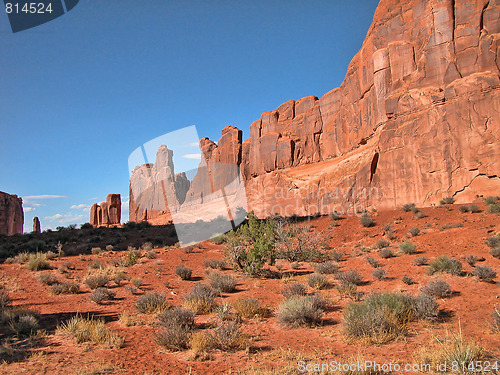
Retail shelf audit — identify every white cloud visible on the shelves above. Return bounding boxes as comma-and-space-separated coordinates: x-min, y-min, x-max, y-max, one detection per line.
24, 207, 35, 212
23, 195, 67, 199
183, 153, 201, 159
70, 204, 90, 211
45, 213, 63, 220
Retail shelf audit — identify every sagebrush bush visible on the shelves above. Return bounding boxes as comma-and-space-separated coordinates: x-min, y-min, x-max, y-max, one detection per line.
277, 296, 324, 327
39, 273, 58, 285
89, 260, 104, 269
376, 239, 390, 249
90, 288, 116, 304
136, 292, 169, 314
471, 265, 497, 283
157, 307, 195, 329
421, 280, 452, 298
413, 256, 428, 266
486, 235, 500, 249
175, 265, 192, 280
85, 275, 110, 289
281, 282, 307, 298
439, 197, 455, 205
307, 273, 328, 289
360, 213, 375, 228
330, 250, 344, 262
491, 247, 500, 259
469, 204, 481, 213
427, 256, 462, 276
459, 205, 469, 213
336, 269, 363, 286
232, 297, 266, 318
399, 241, 417, 254
8, 314, 39, 337
203, 259, 226, 270
487, 203, 500, 213
154, 325, 190, 351
49, 282, 79, 295
378, 248, 394, 259
402, 203, 417, 212
372, 268, 387, 281
207, 321, 246, 351
409, 227, 420, 237
210, 234, 226, 245
313, 261, 339, 274
464, 255, 478, 267
57, 315, 123, 348
365, 256, 380, 268
402, 275, 414, 285
183, 284, 217, 314
209, 272, 237, 293
131, 277, 143, 288
485, 196, 499, 205
414, 210, 427, 219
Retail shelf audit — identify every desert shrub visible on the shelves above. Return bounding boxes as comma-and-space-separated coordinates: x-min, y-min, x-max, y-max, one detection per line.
136, 292, 169, 314
360, 213, 375, 228
281, 282, 307, 298
413, 256, 428, 266
91, 247, 102, 255
85, 275, 110, 289
175, 265, 192, 280
141, 242, 153, 251
491, 247, 500, 259
399, 241, 417, 254
336, 269, 363, 286
277, 296, 324, 327
412, 293, 439, 321
439, 197, 455, 205
114, 271, 128, 286
26, 253, 50, 271
45, 251, 57, 260
471, 265, 497, 283
15, 252, 31, 264
330, 250, 344, 262
492, 308, 500, 333
290, 262, 301, 270
57, 315, 123, 348
344, 292, 416, 343
329, 211, 343, 220
157, 307, 195, 329
440, 222, 463, 230
402, 275, 414, 285
427, 256, 462, 275
145, 250, 156, 259
485, 196, 499, 205
375, 239, 390, 249
207, 321, 246, 351
378, 248, 394, 259
421, 280, 452, 298
409, 227, 420, 237
39, 273, 58, 285
372, 268, 387, 281
414, 210, 426, 219
307, 273, 328, 289
209, 272, 237, 293
0, 286, 10, 309
336, 282, 361, 300
464, 255, 478, 267
232, 297, 265, 318
126, 286, 138, 295
488, 202, 500, 212
459, 205, 469, 213
130, 277, 143, 288
275, 222, 325, 263
89, 259, 104, 269
121, 248, 140, 267
203, 259, 226, 270
153, 325, 190, 351
90, 288, 116, 304
469, 204, 481, 213
210, 234, 226, 245
365, 256, 380, 268
49, 282, 79, 295
8, 314, 39, 337
402, 203, 417, 212
189, 330, 211, 354
486, 235, 500, 249
313, 261, 339, 274
183, 284, 217, 314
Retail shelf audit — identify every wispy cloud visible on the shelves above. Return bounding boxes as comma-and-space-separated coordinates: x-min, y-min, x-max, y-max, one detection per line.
183, 153, 201, 159
23, 195, 67, 199
24, 207, 36, 212
44, 213, 86, 226
70, 204, 90, 211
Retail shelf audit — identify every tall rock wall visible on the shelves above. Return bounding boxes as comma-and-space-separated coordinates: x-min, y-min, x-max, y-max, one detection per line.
0, 192, 23, 235
130, 0, 500, 222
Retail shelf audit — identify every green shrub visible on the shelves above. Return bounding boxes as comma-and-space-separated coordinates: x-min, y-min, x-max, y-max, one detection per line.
402, 203, 417, 212
209, 272, 237, 293
57, 315, 123, 348
307, 273, 328, 289
491, 247, 500, 259
136, 292, 169, 314
210, 234, 227, 245
175, 265, 192, 280
414, 210, 427, 219
439, 197, 455, 205
399, 241, 417, 254
277, 296, 324, 327
421, 280, 452, 298
360, 213, 375, 228
313, 261, 339, 274
471, 266, 497, 283
459, 205, 469, 213
486, 235, 500, 249
183, 284, 217, 314
122, 248, 141, 267
469, 204, 481, 213
281, 282, 307, 298
465, 255, 478, 267
427, 256, 462, 276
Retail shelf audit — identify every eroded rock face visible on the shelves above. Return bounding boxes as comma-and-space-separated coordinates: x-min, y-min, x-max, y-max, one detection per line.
32, 217, 41, 233
0, 192, 23, 235
130, 0, 500, 223
90, 194, 121, 227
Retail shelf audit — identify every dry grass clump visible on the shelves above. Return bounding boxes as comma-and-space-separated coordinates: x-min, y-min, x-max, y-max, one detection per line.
8, 313, 39, 337
205, 320, 247, 351
281, 282, 307, 298
427, 256, 463, 276
232, 297, 267, 319
49, 282, 80, 295
26, 253, 50, 271
421, 280, 452, 298
84, 275, 110, 289
336, 269, 363, 286
183, 284, 218, 314
330, 250, 344, 262
38, 273, 58, 285
130, 277, 143, 288
399, 241, 417, 254
57, 315, 123, 348
90, 288, 116, 304
492, 308, 500, 333
365, 256, 380, 268
307, 273, 328, 289
313, 261, 339, 274
277, 295, 324, 327
175, 265, 192, 280
209, 272, 237, 293
464, 255, 478, 267
135, 292, 169, 314
372, 268, 387, 281
203, 259, 226, 270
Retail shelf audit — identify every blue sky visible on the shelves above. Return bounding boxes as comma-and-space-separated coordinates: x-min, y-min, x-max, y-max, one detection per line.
0, 0, 379, 231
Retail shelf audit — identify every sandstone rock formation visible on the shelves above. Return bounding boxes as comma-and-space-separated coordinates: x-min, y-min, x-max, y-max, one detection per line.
90, 194, 121, 227
32, 217, 41, 233
130, 0, 500, 223
0, 192, 23, 235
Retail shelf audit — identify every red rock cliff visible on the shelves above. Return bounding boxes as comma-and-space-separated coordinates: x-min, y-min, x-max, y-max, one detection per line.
0, 192, 23, 235
130, 0, 500, 222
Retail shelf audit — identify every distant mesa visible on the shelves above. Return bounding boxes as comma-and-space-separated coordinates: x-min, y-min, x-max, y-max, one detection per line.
90, 194, 121, 228
129, 0, 500, 225
0, 191, 23, 235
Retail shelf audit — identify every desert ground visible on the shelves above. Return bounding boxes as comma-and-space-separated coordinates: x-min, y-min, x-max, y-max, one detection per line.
0, 199, 499, 375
